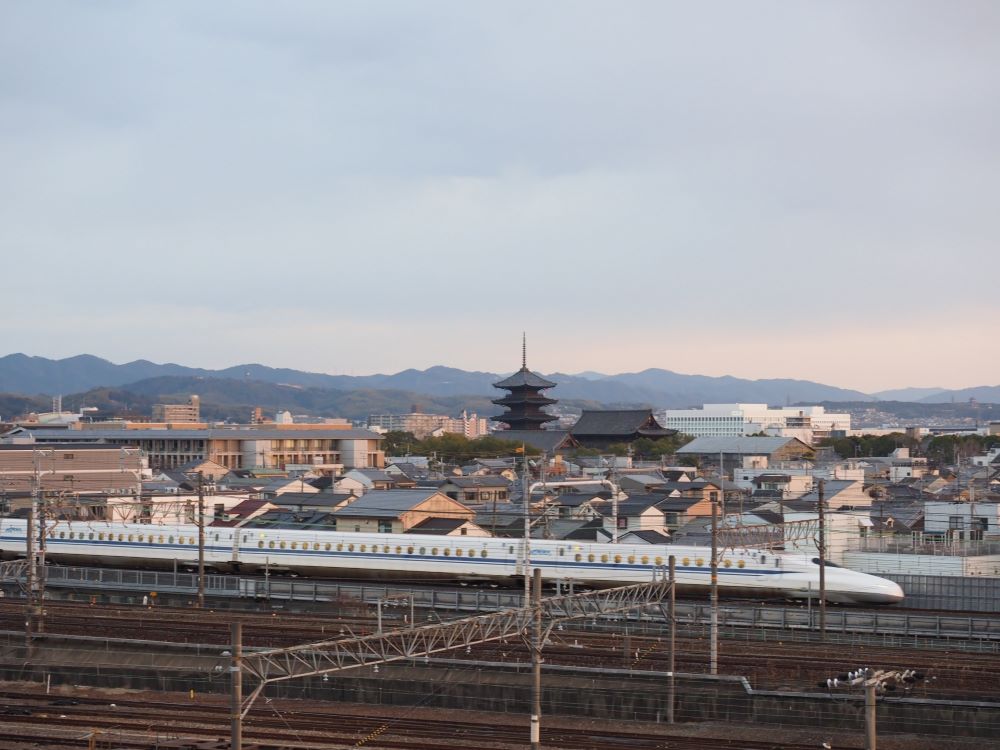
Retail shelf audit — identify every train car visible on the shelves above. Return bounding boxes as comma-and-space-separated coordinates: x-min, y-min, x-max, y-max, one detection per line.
0, 518, 903, 604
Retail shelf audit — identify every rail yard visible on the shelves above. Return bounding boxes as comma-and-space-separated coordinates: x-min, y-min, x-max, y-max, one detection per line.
0, 567, 998, 750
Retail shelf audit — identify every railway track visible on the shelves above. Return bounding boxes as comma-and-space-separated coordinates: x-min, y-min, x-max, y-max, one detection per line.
3, 600, 998, 701
0, 687, 862, 749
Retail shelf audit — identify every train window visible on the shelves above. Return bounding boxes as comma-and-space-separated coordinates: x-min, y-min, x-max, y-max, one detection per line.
138, 534, 145, 542
480, 550, 487, 558
290, 542, 298, 550
614, 555, 622, 564
774, 557, 780, 568
117, 534, 124, 542
696, 558, 704, 567
189, 537, 196, 545
337, 544, 344, 552
723, 559, 731, 568
575, 553, 582, 562
325, 543, 332, 551
443, 549, 450, 556
280, 541, 287, 550
467, 549, 474, 557
98, 533, 105, 541
558, 547, 565, 557
406, 546, 413, 554
419, 547, 426, 555
655, 556, 663, 566
737, 560, 745, 568
627, 555, 635, 564
268, 541, 275, 549
395, 546, 402, 554
168, 536, 174, 543
59, 531, 65, 539
810, 558, 842, 568
641, 555, 648, 564
258, 541, 264, 549
432, 547, 438, 555
588, 553, 595, 562
158, 535, 165, 544
127, 534, 133, 542
347, 544, 354, 552
601, 554, 608, 563
313, 542, 320, 551
508, 546, 514, 555
682, 557, 689, 566
359, 544, 366, 552
215, 534, 220, 542
760, 555, 767, 564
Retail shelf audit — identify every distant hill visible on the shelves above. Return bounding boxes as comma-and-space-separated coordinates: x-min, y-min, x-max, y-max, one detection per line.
872, 387, 949, 402
0, 354, 881, 408
917, 385, 1000, 404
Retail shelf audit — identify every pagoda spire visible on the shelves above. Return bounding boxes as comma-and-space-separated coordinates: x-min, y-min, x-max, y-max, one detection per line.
522, 331, 527, 370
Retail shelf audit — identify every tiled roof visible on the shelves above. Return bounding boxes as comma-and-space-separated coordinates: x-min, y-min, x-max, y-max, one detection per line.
570, 410, 673, 437
492, 368, 557, 389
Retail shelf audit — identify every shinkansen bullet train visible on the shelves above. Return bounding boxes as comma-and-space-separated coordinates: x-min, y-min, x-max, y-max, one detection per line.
0, 519, 904, 604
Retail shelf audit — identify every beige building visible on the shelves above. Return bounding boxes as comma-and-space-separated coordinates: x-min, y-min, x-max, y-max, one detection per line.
152, 395, 201, 422
0, 444, 144, 495
2, 424, 384, 471
368, 410, 489, 439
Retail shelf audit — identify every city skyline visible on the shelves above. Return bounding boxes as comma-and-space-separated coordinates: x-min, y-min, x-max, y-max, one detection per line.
2, 3, 997, 393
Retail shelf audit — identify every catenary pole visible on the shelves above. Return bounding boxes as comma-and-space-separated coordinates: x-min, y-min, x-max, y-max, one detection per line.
230, 622, 243, 750
197, 471, 205, 608
817, 478, 826, 640
531, 567, 542, 750
709, 488, 718, 675
667, 555, 676, 724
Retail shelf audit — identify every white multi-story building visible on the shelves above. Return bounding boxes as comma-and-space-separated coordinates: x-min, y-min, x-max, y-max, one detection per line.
659, 404, 850, 444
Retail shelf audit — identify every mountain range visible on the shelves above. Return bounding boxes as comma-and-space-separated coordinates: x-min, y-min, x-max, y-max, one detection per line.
0, 354, 996, 422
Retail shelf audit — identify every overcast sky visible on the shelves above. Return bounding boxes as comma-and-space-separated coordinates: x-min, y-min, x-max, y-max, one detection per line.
2, 2, 997, 392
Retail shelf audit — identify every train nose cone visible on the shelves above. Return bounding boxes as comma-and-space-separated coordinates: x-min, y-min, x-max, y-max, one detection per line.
884, 580, 905, 603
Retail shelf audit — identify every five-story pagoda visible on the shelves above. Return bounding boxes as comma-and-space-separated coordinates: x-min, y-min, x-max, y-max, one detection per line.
492, 337, 558, 431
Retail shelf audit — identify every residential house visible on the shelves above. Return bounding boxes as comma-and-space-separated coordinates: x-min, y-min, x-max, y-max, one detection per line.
406, 517, 490, 537
676, 436, 814, 472
438, 476, 511, 505
595, 498, 668, 538
331, 490, 475, 534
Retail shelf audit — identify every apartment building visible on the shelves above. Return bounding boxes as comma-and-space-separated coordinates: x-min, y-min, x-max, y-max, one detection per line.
1, 424, 384, 472
0, 444, 144, 495
367, 410, 489, 439
152, 395, 201, 422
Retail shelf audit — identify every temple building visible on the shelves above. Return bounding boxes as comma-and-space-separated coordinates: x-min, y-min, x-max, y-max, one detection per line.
492, 339, 558, 431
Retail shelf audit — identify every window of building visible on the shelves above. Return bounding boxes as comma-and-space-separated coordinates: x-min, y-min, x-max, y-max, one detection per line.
378, 520, 393, 533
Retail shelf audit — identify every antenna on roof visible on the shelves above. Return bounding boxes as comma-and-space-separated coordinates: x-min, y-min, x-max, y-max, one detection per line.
522, 332, 527, 370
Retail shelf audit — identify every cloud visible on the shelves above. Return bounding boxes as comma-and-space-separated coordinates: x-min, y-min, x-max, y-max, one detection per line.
1, 2, 997, 391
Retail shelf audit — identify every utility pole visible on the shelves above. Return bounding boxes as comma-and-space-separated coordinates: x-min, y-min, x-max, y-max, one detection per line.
25, 506, 35, 655
230, 622, 243, 750
531, 567, 542, 750
709, 489, 718, 675
667, 555, 676, 724
817, 478, 826, 640
197, 471, 205, 609
608, 453, 618, 544
522, 448, 531, 602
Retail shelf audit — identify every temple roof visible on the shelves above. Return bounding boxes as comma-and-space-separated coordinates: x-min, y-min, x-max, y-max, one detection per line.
492, 367, 557, 390
570, 409, 675, 438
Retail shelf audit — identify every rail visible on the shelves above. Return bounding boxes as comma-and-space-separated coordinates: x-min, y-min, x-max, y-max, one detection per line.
13, 564, 1000, 643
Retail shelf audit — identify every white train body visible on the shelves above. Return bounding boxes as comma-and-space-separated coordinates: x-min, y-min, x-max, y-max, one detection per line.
0, 519, 903, 605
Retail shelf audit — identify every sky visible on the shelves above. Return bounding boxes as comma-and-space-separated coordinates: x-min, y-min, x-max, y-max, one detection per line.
1, 2, 998, 393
